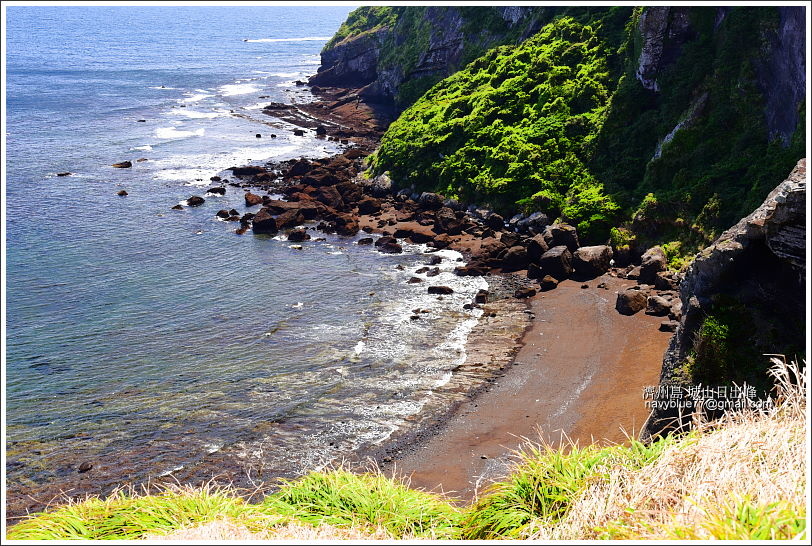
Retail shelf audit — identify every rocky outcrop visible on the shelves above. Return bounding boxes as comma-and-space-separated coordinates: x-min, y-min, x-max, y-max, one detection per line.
643, 159, 807, 440
310, 28, 390, 89
635, 7, 694, 92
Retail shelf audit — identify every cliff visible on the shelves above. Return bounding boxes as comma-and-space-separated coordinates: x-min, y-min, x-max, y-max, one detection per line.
310, 6, 555, 107
642, 159, 806, 439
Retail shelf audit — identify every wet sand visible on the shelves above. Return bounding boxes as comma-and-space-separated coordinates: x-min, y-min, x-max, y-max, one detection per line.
389, 274, 672, 501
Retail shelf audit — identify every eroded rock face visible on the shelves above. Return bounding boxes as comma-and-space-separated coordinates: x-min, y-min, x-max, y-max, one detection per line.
310, 28, 390, 88
643, 159, 807, 440
635, 7, 694, 92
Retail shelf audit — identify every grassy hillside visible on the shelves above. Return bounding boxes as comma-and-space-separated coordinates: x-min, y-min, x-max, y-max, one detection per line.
8, 358, 806, 541
369, 7, 804, 252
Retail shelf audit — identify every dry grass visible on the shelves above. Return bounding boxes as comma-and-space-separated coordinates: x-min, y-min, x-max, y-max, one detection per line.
530, 357, 808, 540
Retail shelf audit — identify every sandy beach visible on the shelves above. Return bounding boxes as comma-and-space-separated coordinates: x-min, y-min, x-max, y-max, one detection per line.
388, 274, 672, 501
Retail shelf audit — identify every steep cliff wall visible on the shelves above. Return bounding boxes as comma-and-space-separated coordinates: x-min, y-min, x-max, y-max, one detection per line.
310, 6, 552, 107
642, 159, 806, 439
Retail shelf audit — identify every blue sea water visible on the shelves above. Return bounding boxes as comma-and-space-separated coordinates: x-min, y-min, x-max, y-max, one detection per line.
4, 6, 488, 503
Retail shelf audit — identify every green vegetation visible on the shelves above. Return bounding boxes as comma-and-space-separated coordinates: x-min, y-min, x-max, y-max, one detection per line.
366, 7, 802, 249
10, 354, 806, 541
323, 6, 397, 50
371, 16, 627, 242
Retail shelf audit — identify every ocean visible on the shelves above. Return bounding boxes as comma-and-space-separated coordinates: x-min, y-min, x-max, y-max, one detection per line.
4, 6, 488, 505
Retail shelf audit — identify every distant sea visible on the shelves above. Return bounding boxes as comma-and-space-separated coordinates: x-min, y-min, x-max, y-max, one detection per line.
5, 6, 488, 503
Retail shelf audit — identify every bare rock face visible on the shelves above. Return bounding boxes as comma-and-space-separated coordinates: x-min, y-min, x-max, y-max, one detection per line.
309, 28, 390, 88
635, 7, 694, 92
643, 159, 807, 441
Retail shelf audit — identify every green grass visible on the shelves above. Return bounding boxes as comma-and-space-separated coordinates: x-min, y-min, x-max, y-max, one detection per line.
262, 469, 462, 538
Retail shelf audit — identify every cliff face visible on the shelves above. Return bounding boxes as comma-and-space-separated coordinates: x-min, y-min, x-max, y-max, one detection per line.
643, 159, 807, 439
310, 6, 547, 107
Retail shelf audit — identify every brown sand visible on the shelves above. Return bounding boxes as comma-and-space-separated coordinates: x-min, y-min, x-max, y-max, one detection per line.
390, 274, 672, 501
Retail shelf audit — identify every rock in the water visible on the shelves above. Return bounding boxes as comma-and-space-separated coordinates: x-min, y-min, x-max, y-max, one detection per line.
539, 245, 573, 280
207, 187, 226, 195
186, 196, 205, 206
287, 228, 311, 242
117, 190, 128, 196
645, 295, 672, 316
171, 204, 183, 210
573, 245, 613, 277
407, 277, 423, 284
357, 237, 374, 245
315, 125, 327, 135
616, 287, 648, 315
251, 208, 278, 234
293, 129, 305, 136
244, 192, 263, 206
539, 275, 559, 291
474, 289, 489, 304
216, 209, 230, 219
428, 285, 454, 295
375, 236, 402, 254
639, 246, 667, 284
111, 161, 132, 168
57, 172, 71, 177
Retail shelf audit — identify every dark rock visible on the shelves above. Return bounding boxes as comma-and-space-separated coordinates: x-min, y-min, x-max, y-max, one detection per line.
315, 125, 327, 135
256, 133, 262, 138
210, 176, 221, 182
542, 223, 579, 252
539, 275, 559, 291
171, 204, 183, 210
357, 237, 374, 245
287, 159, 314, 177
573, 245, 614, 277
357, 195, 382, 215
659, 320, 679, 332
111, 161, 132, 168
502, 246, 530, 272
57, 172, 71, 177
251, 208, 278, 234
287, 228, 311, 242
407, 277, 423, 284
428, 285, 454, 295
375, 236, 402, 254
207, 187, 226, 195
645, 295, 672, 316
654, 271, 679, 291
475, 289, 489, 304
77, 461, 93, 473
639, 246, 667, 284
454, 263, 489, 276
228, 209, 239, 216
515, 286, 537, 298
426, 267, 440, 277
500, 231, 521, 248
216, 209, 230, 219
314, 185, 345, 210
616, 288, 648, 315
539, 245, 573, 280
229, 165, 267, 177
527, 263, 543, 280
186, 196, 205, 206
418, 192, 444, 210
427, 255, 442, 266
527, 234, 549, 263
244, 192, 263, 207
484, 213, 505, 230
293, 129, 306, 136
117, 190, 128, 196
239, 212, 255, 225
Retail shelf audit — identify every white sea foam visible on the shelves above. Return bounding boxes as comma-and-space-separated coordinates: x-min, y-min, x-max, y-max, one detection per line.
244, 36, 331, 43
354, 341, 365, 355
182, 93, 213, 103
149, 86, 177, 90
130, 145, 153, 151
155, 127, 205, 139
219, 83, 261, 96
173, 110, 223, 119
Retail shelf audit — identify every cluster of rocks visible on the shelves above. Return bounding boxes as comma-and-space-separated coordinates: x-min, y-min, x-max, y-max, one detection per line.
205, 148, 683, 312
613, 245, 683, 331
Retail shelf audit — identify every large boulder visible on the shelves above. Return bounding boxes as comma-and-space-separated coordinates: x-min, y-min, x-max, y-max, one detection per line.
639, 245, 667, 284
645, 294, 672, 316
244, 192, 263, 206
573, 245, 613, 277
615, 287, 648, 315
375, 236, 403, 254
501, 246, 529, 272
538, 245, 573, 280
357, 195, 382, 215
251, 208, 278, 234
527, 234, 549, 263
542, 223, 579, 252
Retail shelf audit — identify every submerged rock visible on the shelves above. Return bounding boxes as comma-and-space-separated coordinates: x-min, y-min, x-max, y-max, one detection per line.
111, 161, 132, 168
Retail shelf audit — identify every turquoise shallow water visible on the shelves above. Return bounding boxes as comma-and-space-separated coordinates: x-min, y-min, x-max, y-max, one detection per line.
5, 6, 489, 500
